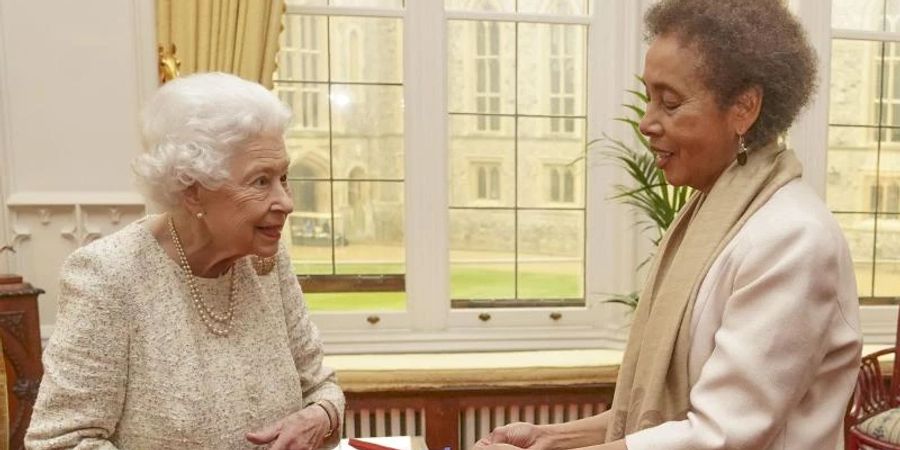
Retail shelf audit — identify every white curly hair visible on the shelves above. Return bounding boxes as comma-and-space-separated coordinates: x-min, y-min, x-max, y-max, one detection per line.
133, 72, 291, 210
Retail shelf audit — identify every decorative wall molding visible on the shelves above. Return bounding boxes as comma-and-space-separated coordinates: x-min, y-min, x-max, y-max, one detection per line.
7, 197, 146, 329
6, 191, 145, 206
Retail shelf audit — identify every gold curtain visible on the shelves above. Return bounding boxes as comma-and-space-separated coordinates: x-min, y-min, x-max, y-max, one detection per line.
156, 0, 285, 88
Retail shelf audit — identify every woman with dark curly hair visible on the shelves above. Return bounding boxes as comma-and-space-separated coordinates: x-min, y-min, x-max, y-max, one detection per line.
475, 1, 861, 449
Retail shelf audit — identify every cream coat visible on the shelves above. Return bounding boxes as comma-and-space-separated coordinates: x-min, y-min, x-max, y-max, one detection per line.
625, 179, 861, 450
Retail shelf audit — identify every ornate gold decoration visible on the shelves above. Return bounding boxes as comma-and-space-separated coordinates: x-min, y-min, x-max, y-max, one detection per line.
252, 255, 276, 276
158, 43, 181, 85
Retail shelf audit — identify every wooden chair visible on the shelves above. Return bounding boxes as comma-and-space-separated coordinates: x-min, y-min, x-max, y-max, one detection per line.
845, 304, 900, 450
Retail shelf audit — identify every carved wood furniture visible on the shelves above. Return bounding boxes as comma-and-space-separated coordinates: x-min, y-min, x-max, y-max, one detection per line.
845, 300, 900, 450
0, 274, 43, 450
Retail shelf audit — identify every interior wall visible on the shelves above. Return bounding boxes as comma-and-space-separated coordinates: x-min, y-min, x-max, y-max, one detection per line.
0, 0, 156, 336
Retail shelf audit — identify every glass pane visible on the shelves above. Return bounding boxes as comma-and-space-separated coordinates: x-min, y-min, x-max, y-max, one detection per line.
450, 209, 515, 300
279, 15, 329, 82
331, 84, 404, 179
875, 213, 900, 296
883, 43, 900, 128
445, 0, 515, 12
829, 40, 881, 127
448, 20, 516, 115
287, 0, 403, 7
333, 181, 405, 274
835, 213, 875, 298
445, 0, 586, 14
517, 117, 586, 208
517, 23, 586, 117
832, 0, 884, 31
880, 133, 900, 212
287, 181, 334, 274
330, 17, 403, 84
277, 82, 330, 134
826, 126, 878, 212
449, 115, 515, 207
518, 0, 587, 15
517, 210, 584, 300
305, 292, 406, 312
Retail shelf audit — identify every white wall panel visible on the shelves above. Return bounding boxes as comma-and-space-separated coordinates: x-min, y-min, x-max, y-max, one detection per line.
0, 0, 155, 338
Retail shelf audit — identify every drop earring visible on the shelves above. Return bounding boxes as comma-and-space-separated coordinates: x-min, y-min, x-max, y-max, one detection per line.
737, 134, 748, 166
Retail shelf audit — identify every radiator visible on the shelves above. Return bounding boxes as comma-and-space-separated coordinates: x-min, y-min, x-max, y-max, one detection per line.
459, 403, 606, 450
343, 408, 425, 439
344, 402, 606, 450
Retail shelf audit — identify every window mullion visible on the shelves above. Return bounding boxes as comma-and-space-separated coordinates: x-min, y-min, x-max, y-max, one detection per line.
788, 0, 832, 197
585, 0, 646, 343
404, 0, 450, 332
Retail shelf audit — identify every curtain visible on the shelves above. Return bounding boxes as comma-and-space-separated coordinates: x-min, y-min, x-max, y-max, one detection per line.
156, 0, 285, 88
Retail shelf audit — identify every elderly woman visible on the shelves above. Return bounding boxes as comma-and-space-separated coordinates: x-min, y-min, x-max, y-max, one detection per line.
476, 1, 861, 449
25, 72, 344, 449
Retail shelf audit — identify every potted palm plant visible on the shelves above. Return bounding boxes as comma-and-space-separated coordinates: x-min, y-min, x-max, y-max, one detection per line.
593, 82, 692, 308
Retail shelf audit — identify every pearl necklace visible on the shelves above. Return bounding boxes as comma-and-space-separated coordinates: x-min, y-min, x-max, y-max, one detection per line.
167, 216, 236, 336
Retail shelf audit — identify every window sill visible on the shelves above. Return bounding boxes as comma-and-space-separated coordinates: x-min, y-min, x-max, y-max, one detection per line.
325, 349, 623, 392
326, 344, 893, 393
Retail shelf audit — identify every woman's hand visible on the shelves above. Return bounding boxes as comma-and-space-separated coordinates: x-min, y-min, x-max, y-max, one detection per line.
474, 422, 545, 450
246, 405, 331, 450
475, 444, 527, 450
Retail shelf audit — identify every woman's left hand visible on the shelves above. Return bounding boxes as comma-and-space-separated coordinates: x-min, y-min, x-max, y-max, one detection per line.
246, 405, 331, 450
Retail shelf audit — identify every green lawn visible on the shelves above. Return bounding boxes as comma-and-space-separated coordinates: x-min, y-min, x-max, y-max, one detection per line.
301, 264, 582, 311
304, 292, 407, 311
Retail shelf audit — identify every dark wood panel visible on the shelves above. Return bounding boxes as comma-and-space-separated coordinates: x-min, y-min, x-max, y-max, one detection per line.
0, 275, 44, 450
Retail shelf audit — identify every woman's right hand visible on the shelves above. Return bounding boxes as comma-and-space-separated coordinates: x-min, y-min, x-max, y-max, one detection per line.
473, 422, 544, 450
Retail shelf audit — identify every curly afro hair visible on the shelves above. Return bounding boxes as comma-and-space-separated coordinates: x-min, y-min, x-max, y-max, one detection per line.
645, 0, 818, 148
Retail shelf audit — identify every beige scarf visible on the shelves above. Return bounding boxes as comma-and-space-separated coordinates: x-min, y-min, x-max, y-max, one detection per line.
605, 142, 802, 441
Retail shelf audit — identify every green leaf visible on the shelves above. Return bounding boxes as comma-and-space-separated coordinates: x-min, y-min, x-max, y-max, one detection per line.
622, 103, 645, 119
626, 89, 649, 103
596, 78, 695, 309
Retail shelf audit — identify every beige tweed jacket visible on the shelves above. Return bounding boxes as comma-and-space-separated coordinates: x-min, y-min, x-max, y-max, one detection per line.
26, 218, 344, 449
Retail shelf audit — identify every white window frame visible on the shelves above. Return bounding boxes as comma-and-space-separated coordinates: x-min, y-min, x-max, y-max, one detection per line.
791, 0, 898, 344
284, 0, 661, 354
283, 0, 900, 350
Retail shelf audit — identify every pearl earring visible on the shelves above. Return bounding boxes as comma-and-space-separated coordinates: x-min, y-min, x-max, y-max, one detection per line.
196, 211, 205, 219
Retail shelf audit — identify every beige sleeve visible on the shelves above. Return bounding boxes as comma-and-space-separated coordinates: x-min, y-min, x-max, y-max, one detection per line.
25, 248, 128, 450
276, 244, 346, 447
